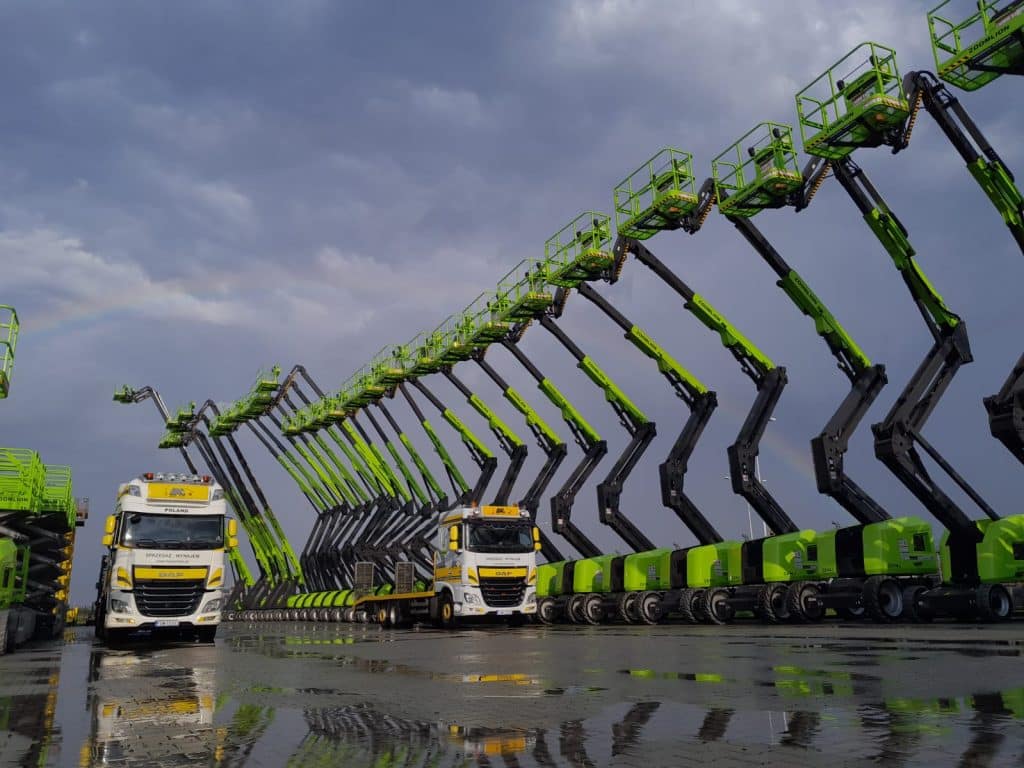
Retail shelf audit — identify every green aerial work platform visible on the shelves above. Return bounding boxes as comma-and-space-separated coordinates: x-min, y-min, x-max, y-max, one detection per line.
796, 42, 911, 160
928, 0, 1024, 90
614, 149, 701, 240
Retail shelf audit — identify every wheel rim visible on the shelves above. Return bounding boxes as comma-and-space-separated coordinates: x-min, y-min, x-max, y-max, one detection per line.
988, 586, 1012, 618
442, 603, 452, 621
879, 581, 903, 618
802, 586, 823, 620
771, 587, 789, 619
710, 591, 728, 622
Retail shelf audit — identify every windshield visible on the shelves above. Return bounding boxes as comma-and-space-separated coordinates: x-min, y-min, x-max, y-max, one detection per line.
466, 521, 533, 553
120, 513, 224, 550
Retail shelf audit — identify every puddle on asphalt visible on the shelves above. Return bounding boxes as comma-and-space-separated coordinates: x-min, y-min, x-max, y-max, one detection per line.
2, 626, 1024, 766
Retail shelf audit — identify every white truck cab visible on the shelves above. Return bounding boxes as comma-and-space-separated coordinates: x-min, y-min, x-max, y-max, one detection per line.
434, 504, 540, 621
95, 472, 237, 643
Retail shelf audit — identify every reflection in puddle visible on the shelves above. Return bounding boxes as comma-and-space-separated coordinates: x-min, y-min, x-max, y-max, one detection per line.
0, 652, 61, 767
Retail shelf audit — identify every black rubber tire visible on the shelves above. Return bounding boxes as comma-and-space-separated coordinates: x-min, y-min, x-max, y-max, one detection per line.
616, 593, 636, 624
343, 608, 355, 623
329, 609, 342, 622
567, 594, 587, 624
691, 589, 709, 623
757, 584, 790, 624
975, 583, 1013, 622
388, 602, 401, 628
438, 592, 456, 630
638, 591, 663, 625
583, 594, 604, 625
197, 627, 217, 643
677, 589, 699, 624
786, 581, 825, 623
864, 576, 903, 623
901, 585, 932, 623
700, 588, 734, 625
537, 597, 558, 625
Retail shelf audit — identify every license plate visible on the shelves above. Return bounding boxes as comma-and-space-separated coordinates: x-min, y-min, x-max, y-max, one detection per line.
155, 620, 178, 627
497, 609, 512, 616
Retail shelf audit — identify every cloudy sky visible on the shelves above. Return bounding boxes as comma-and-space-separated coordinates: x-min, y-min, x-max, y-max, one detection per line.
1, 2, 1021, 602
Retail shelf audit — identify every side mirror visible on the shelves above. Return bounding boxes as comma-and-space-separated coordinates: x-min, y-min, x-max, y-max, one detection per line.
104, 515, 116, 535
533, 526, 542, 552
102, 534, 113, 547
228, 537, 239, 549
448, 524, 460, 552
227, 518, 238, 537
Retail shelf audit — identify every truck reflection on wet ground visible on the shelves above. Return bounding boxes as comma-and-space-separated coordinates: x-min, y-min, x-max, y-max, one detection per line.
1, 624, 1023, 766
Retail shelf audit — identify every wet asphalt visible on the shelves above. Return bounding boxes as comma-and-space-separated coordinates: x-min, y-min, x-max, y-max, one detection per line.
0, 621, 1023, 767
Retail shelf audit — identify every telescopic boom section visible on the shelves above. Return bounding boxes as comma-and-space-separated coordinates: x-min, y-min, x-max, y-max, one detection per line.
407, 378, 496, 505
608, 236, 798, 536
707, 125, 892, 525
441, 369, 526, 506
537, 313, 656, 552
572, 282, 722, 545
500, 339, 605, 559
473, 354, 567, 562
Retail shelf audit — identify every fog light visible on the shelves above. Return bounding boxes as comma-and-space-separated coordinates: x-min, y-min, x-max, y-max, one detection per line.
201, 598, 223, 613
110, 598, 131, 614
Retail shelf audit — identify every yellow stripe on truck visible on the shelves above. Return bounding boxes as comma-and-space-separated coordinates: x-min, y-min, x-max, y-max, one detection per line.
477, 567, 528, 578
481, 505, 520, 517
134, 567, 208, 580
146, 483, 210, 502
434, 566, 461, 581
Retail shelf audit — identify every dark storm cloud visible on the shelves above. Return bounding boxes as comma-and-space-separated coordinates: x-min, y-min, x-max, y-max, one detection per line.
0, 1, 1020, 599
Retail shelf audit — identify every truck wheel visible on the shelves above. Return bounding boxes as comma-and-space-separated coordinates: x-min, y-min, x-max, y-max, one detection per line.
901, 585, 932, 623
377, 604, 390, 626
638, 591, 663, 625
566, 594, 587, 624
836, 599, 865, 621
864, 576, 903, 623
700, 588, 734, 625
343, 608, 355, 623
976, 584, 1012, 622
388, 602, 401, 628
757, 584, 790, 624
438, 592, 456, 630
329, 609, 342, 622
582, 594, 604, 625
616, 593, 637, 624
677, 589, 699, 624
537, 597, 558, 625
786, 581, 824, 623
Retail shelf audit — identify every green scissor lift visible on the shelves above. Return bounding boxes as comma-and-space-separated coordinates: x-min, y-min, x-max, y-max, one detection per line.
797, 42, 1024, 620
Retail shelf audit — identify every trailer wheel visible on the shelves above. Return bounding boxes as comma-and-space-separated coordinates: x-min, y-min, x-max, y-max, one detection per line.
616, 593, 637, 624
328, 609, 341, 622
901, 585, 932, 623
377, 604, 390, 626
638, 591, 663, 625
976, 584, 1012, 622
836, 600, 866, 621
582, 594, 604, 625
786, 582, 824, 623
567, 594, 587, 624
388, 602, 402, 628
537, 597, 558, 624
677, 589, 699, 624
864, 576, 903, 623
757, 584, 790, 624
439, 592, 457, 630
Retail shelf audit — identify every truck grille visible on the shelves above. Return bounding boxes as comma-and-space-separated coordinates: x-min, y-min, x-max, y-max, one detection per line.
134, 580, 205, 618
479, 577, 526, 608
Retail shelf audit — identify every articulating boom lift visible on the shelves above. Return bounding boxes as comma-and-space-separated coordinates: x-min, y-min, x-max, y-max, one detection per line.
796, 41, 1024, 619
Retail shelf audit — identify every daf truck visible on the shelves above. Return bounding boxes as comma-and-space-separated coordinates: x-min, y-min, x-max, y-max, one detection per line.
353, 503, 541, 627
94, 472, 237, 643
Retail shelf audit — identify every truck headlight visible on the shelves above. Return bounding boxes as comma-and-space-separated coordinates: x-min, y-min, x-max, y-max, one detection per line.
524, 591, 536, 606
110, 598, 131, 614
211, 489, 224, 501
201, 599, 223, 614
463, 592, 479, 605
